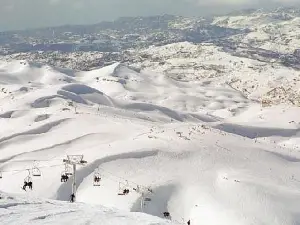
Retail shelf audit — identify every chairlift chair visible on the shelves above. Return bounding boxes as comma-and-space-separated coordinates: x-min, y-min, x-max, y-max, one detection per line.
163, 212, 170, 218
22, 170, 33, 190
60, 171, 69, 183
80, 159, 87, 164
133, 185, 141, 193
144, 197, 151, 202
24, 169, 32, 182
93, 169, 101, 186
32, 161, 41, 177
32, 168, 41, 176
24, 175, 32, 183
147, 186, 153, 193
118, 180, 130, 195
64, 164, 73, 176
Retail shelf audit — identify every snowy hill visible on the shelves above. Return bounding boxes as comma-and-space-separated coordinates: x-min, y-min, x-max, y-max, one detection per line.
0, 192, 171, 225
1, 60, 300, 225
129, 42, 300, 106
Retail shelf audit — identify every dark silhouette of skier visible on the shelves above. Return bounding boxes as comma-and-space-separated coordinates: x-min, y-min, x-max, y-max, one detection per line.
22, 181, 33, 191
94, 176, 101, 183
163, 212, 170, 218
70, 193, 75, 202
61, 174, 68, 182
187, 220, 190, 225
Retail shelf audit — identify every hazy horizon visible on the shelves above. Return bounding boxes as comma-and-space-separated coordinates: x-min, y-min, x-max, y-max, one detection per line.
1, 0, 299, 32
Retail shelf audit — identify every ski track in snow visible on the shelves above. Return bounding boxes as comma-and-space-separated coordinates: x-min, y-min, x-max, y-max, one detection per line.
1, 60, 300, 225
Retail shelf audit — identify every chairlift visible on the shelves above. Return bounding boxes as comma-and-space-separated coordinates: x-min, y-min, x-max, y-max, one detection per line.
147, 186, 153, 193
133, 185, 141, 193
61, 171, 69, 183
80, 159, 87, 164
22, 170, 33, 191
93, 169, 101, 186
24, 175, 32, 183
24, 169, 32, 182
32, 161, 41, 177
64, 164, 73, 176
144, 197, 151, 202
163, 212, 170, 218
118, 180, 130, 195
140, 189, 151, 202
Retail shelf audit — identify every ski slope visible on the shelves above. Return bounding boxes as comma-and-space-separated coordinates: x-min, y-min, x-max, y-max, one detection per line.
1, 60, 300, 225
0, 192, 171, 225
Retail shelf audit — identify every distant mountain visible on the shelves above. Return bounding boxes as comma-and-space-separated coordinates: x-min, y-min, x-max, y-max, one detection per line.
0, 14, 245, 54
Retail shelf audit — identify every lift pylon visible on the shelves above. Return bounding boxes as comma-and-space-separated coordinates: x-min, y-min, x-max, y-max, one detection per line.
63, 155, 87, 202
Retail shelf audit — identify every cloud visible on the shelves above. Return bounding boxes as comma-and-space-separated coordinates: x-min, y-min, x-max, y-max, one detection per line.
3, 4, 14, 11
188, 0, 300, 6
72, 1, 84, 10
49, 0, 60, 5
49, 0, 61, 5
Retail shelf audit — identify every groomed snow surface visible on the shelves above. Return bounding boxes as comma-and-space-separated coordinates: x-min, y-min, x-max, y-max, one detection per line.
1, 60, 300, 225
0, 192, 171, 225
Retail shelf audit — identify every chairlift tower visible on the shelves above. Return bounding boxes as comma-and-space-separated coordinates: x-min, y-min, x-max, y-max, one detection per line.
63, 155, 87, 202
141, 192, 144, 212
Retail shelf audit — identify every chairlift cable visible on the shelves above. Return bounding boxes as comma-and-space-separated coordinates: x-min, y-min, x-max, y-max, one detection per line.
1, 163, 65, 174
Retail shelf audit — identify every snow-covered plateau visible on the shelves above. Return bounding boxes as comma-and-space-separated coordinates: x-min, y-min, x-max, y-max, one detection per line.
1, 59, 300, 225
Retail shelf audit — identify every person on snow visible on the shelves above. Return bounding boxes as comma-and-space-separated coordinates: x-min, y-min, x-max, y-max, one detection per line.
70, 193, 75, 202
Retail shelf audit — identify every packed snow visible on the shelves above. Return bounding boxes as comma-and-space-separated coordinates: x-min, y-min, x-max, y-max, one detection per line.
1, 60, 300, 225
0, 192, 171, 225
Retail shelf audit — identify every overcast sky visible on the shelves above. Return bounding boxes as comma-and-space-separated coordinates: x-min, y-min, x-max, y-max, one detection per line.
0, 0, 299, 31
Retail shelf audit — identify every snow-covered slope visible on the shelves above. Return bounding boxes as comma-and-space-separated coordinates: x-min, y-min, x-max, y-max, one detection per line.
0, 192, 171, 225
1, 60, 300, 225
130, 42, 300, 106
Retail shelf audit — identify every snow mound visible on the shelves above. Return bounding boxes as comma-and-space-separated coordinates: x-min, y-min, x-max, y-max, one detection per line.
61, 84, 104, 95
0, 60, 75, 85
31, 95, 62, 108
59, 84, 114, 106
0, 111, 15, 118
34, 114, 51, 122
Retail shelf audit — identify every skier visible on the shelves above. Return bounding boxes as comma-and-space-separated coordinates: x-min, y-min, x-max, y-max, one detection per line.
187, 220, 190, 225
28, 181, 33, 190
22, 182, 27, 191
70, 193, 75, 202
94, 176, 101, 183
61, 174, 68, 182
22, 181, 32, 190
163, 212, 170, 218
